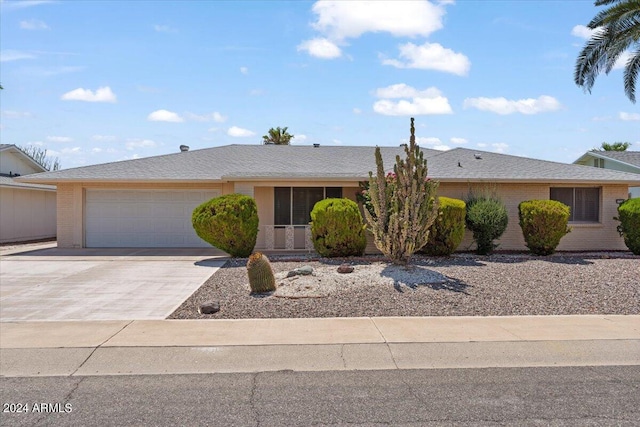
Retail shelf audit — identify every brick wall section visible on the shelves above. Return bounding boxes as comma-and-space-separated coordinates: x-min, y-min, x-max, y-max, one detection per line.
56, 184, 76, 248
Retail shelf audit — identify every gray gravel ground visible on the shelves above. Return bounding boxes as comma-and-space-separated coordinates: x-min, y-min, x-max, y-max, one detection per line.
169, 253, 640, 319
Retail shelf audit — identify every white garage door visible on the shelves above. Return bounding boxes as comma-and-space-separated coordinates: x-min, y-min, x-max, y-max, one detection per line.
85, 190, 220, 247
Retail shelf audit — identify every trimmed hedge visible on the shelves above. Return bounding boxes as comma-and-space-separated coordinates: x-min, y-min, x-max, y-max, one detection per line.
420, 197, 466, 256
192, 193, 258, 257
310, 198, 366, 257
616, 198, 640, 255
518, 200, 571, 255
465, 196, 509, 255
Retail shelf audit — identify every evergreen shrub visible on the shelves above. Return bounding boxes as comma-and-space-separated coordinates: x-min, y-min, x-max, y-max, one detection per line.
192, 193, 258, 257
310, 198, 366, 257
518, 200, 571, 255
421, 197, 466, 256
616, 198, 640, 255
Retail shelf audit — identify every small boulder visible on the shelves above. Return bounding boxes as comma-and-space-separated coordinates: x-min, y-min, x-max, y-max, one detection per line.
287, 265, 314, 277
199, 301, 220, 314
337, 264, 354, 274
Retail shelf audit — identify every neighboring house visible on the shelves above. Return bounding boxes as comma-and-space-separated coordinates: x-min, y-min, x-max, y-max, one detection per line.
0, 144, 57, 244
17, 144, 640, 252
574, 150, 640, 198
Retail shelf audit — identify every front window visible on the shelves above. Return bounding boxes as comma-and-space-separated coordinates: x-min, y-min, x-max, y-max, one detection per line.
550, 187, 600, 222
274, 187, 343, 225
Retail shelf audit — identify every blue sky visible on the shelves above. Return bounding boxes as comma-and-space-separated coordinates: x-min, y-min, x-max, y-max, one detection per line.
1, 0, 638, 169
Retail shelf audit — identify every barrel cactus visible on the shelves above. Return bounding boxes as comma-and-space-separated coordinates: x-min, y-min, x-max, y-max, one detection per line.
246, 252, 276, 294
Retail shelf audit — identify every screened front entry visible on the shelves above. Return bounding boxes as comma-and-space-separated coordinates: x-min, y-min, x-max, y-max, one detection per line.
274, 187, 343, 225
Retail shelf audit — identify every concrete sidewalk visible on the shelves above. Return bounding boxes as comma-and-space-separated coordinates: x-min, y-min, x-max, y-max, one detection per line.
1, 315, 638, 377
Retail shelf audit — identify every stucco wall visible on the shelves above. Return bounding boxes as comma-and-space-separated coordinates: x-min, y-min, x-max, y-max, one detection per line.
0, 187, 56, 243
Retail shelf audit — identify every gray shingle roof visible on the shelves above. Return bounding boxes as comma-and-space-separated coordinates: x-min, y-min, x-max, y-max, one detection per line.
16, 144, 640, 185
584, 151, 640, 168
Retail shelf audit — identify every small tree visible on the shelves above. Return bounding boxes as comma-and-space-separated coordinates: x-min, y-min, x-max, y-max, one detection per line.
364, 118, 439, 265
17, 145, 61, 171
262, 127, 294, 145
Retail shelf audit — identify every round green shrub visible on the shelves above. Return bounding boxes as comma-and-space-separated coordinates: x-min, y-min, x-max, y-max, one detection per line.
465, 196, 509, 255
310, 198, 366, 257
518, 200, 571, 255
192, 194, 258, 257
420, 197, 466, 256
616, 198, 640, 255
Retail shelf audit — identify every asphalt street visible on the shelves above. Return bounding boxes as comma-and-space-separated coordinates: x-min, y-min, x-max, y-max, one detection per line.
1, 365, 638, 426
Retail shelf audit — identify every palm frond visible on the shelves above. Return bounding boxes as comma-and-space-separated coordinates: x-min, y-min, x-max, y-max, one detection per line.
623, 46, 640, 102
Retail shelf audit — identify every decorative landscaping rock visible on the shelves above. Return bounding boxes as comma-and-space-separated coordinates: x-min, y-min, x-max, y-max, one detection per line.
337, 264, 354, 274
286, 265, 314, 277
199, 301, 220, 314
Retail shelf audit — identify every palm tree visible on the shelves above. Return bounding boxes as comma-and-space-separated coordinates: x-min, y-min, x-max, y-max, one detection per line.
574, 0, 640, 103
262, 127, 294, 145
596, 141, 632, 151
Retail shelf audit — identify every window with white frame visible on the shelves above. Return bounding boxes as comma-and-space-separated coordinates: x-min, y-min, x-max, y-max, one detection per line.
274, 187, 343, 225
550, 187, 600, 222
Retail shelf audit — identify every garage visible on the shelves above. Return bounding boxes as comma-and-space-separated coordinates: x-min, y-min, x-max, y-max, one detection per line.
85, 189, 219, 247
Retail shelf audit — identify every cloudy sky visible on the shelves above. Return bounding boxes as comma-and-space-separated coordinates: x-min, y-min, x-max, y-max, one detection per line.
1, 0, 638, 169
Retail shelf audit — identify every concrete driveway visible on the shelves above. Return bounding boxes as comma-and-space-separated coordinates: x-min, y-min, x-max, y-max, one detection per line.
0, 245, 227, 321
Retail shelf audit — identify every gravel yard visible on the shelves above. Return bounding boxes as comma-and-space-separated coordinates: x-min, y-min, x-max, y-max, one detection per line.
169, 253, 640, 319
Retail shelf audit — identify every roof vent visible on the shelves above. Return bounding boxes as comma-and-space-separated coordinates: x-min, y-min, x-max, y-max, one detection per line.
179, 145, 190, 152
474, 153, 482, 160
313, 143, 320, 148
399, 143, 407, 147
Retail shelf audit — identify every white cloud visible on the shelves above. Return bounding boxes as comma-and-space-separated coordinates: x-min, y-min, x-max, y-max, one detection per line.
373, 84, 452, 116
92, 148, 103, 153
240, 66, 249, 75
0, 49, 36, 62
375, 83, 442, 99
24, 141, 44, 147
1, 0, 54, 10
613, 51, 633, 70
571, 24, 594, 40
46, 136, 72, 143
477, 143, 488, 148
491, 143, 509, 153
416, 137, 442, 145
227, 126, 255, 137
382, 42, 470, 76
61, 147, 82, 154
2, 110, 32, 118
125, 138, 157, 150
154, 24, 177, 33
332, 139, 342, 145
61, 86, 117, 103
184, 111, 227, 123
91, 135, 117, 141
295, 134, 308, 142
433, 145, 451, 151
353, 108, 362, 114
450, 137, 468, 145
620, 112, 640, 121
20, 19, 49, 30
310, 0, 446, 41
147, 109, 184, 122
297, 37, 342, 59
463, 95, 561, 115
